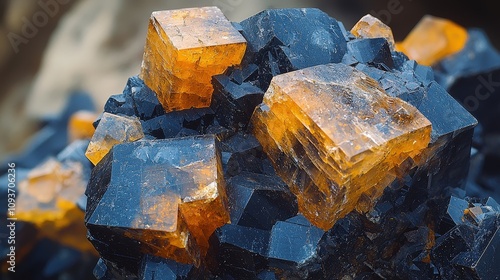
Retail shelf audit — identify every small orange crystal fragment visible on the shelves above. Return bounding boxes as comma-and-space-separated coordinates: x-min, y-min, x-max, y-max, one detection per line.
140, 7, 247, 112
85, 112, 144, 165
251, 63, 432, 230
396, 15, 468, 66
68, 110, 98, 142
351, 14, 395, 49
17, 159, 96, 253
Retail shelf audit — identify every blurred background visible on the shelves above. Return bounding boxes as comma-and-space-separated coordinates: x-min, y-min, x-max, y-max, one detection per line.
0, 0, 497, 160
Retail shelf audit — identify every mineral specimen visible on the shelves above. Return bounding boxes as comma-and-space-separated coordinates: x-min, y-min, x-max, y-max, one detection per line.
140, 7, 247, 112
66, 7, 499, 280
85, 135, 229, 267
85, 112, 144, 165
251, 63, 432, 230
396, 15, 468, 66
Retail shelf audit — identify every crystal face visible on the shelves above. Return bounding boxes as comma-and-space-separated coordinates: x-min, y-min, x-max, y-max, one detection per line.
85, 112, 144, 165
140, 7, 247, 112
351, 14, 396, 50
85, 135, 229, 265
396, 15, 468, 66
251, 63, 432, 230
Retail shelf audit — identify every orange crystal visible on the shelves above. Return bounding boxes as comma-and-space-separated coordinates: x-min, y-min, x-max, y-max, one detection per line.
251, 63, 432, 230
351, 14, 395, 49
17, 159, 96, 253
396, 15, 468, 66
140, 7, 247, 112
85, 112, 144, 165
68, 110, 98, 142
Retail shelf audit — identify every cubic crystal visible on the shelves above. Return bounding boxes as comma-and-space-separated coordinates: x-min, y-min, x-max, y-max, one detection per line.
85, 135, 229, 265
140, 7, 247, 112
251, 63, 432, 230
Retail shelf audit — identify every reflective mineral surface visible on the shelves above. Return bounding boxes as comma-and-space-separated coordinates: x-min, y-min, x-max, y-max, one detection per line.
85, 135, 229, 266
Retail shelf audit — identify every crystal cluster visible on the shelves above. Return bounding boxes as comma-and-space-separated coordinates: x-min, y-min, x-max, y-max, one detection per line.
78, 8, 499, 279
3, 6, 500, 280
397, 16, 500, 206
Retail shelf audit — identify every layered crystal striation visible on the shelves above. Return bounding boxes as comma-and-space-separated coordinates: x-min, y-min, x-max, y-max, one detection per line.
85, 135, 229, 265
251, 63, 432, 230
140, 7, 247, 112
396, 15, 468, 66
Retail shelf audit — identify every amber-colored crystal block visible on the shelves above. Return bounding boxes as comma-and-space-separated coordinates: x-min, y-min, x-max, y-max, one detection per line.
351, 14, 395, 49
17, 159, 96, 253
68, 110, 98, 142
140, 7, 247, 112
396, 15, 468, 66
85, 112, 144, 165
251, 63, 432, 230
85, 135, 229, 265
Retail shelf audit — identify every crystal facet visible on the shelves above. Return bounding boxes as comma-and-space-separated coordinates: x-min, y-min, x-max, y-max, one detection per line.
140, 7, 247, 112
85, 112, 144, 165
351, 14, 396, 50
85, 135, 229, 265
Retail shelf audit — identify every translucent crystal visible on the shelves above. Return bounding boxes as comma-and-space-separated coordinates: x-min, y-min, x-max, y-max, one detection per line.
140, 7, 247, 112
85, 112, 144, 165
17, 159, 96, 253
351, 14, 395, 50
68, 110, 98, 142
85, 135, 229, 265
251, 63, 432, 230
396, 15, 468, 66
